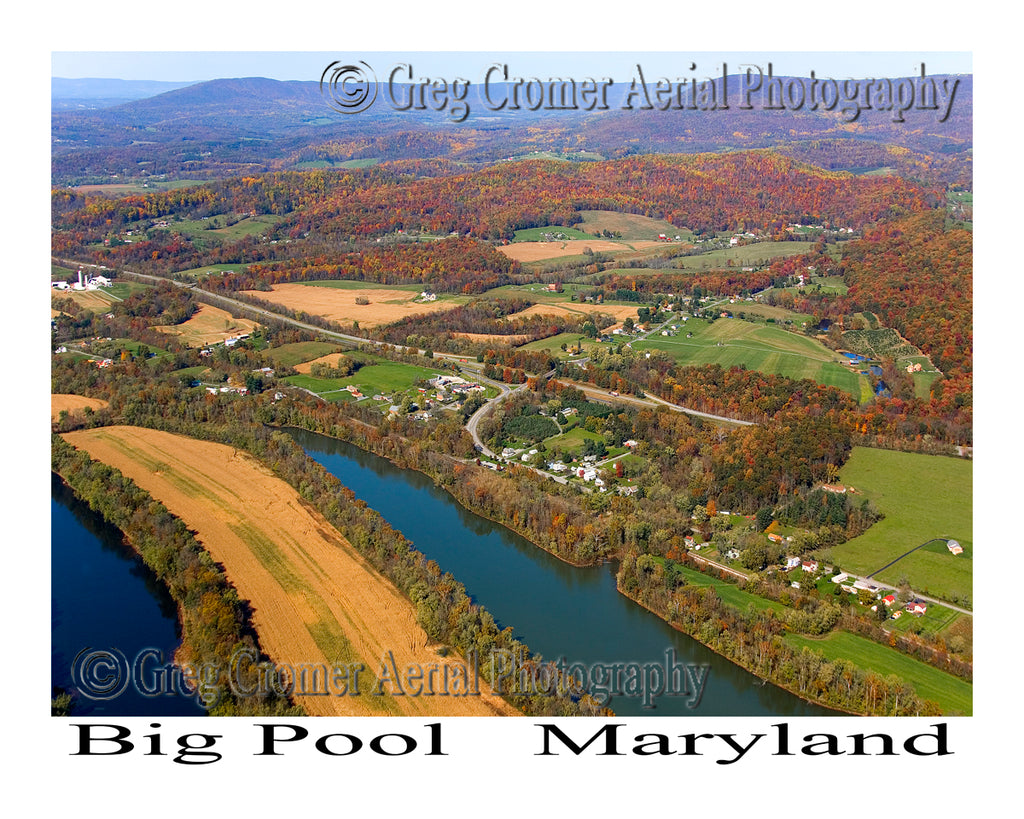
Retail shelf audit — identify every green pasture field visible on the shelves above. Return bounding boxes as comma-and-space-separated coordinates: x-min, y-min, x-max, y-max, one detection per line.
173, 263, 251, 278
543, 426, 606, 456
283, 359, 446, 403
670, 241, 818, 270
784, 631, 972, 715
780, 275, 850, 296
517, 332, 604, 357
512, 226, 594, 242
631, 317, 868, 398
576, 211, 694, 242
656, 560, 780, 614
829, 447, 972, 605
264, 341, 346, 368
159, 214, 282, 243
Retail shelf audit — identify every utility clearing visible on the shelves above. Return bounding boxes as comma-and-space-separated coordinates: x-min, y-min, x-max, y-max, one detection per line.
61, 425, 517, 717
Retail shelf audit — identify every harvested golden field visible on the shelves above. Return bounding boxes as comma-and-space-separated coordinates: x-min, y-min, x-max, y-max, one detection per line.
51, 288, 113, 312
51, 394, 108, 422
240, 283, 458, 328
498, 239, 662, 262
153, 303, 259, 347
293, 352, 351, 374
453, 332, 533, 345
61, 426, 517, 717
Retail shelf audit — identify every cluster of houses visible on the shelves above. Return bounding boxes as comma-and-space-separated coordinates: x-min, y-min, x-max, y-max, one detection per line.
431, 375, 486, 396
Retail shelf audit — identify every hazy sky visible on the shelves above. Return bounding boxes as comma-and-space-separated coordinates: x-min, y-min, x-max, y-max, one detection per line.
51, 51, 972, 84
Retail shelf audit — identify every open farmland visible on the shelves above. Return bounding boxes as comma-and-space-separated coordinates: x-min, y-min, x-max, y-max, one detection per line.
240, 283, 461, 328
507, 302, 640, 324
830, 447, 972, 605
498, 239, 663, 263
61, 426, 517, 717
576, 210, 694, 241
153, 302, 259, 347
51, 394, 108, 423
632, 317, 867, 397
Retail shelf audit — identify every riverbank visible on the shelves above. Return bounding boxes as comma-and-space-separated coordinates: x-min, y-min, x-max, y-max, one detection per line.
61, 425, 519, 717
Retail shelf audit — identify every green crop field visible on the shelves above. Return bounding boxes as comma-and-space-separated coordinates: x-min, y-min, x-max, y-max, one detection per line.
829, 447, 972, 606
632, 317, 868, 398
785, 631, 971, 715
158, 214, 282, 243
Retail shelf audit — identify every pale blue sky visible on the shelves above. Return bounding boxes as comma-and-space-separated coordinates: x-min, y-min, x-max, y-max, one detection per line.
51, 51, 972, 84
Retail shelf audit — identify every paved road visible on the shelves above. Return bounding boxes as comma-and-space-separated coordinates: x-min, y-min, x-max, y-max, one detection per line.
557, 378, 756, 427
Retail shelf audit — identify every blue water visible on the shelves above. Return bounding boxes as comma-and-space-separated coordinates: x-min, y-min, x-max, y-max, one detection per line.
842, 352, 867, 363
289, 428, 835, 717
51, 474, 206, 716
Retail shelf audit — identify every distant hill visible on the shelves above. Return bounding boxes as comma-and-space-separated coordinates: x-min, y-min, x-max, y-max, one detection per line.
51, 77, 198, 110
50, 74, 972, 188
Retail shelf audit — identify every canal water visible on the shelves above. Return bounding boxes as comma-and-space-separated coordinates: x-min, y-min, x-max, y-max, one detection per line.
51, 473, 205, 716
288, 429, 834, 717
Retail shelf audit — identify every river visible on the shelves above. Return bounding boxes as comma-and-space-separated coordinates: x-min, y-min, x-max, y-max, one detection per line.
288, 428, 834, 717
51, 473, 205, 716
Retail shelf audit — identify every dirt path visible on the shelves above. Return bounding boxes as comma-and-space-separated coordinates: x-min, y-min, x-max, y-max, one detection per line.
61, 425, 517, 717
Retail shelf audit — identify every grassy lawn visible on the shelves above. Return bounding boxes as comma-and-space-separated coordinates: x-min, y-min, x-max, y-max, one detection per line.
632, 317, 867, 398
785, 631, 972, 715
830, 447, 972, 605
543, 426, 606, 457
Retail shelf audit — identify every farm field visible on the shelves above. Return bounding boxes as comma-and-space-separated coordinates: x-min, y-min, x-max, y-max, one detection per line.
240, 282, 461, 328
506, 301, 640, 324
517, 331, 604, 357
284, 357, 446, 403
264, 341, 346, 368
60, 426, 517, 717
576, 210, 694, 241
173, 262, 251, 279
829, 447, 972, 605
785, 631, 972, 715
51, 281, 145, 311
156, 213, 283, 242
153, 302, 259, 347
632, 317, 867, 397
498, 239, 663, 263
668, 241, 818, 270
51, 393, 108, 422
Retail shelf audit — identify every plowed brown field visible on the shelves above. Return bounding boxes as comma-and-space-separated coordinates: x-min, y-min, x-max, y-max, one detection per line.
61, 426, 517, 717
